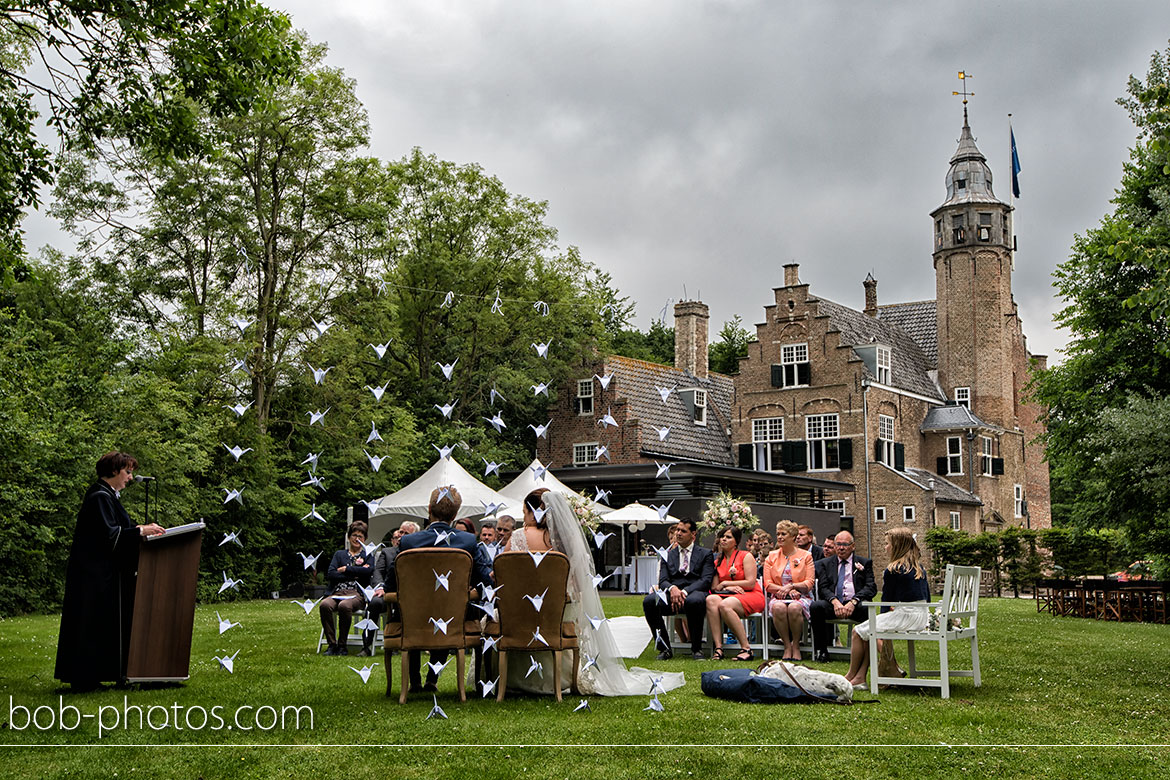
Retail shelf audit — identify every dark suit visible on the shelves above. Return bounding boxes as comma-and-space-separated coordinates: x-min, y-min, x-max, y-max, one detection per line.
642, 544, 715, 655
391, 521, 493, 688
806, 544, 824, 562
362, 547, 399, 651
809, 553, 878, 655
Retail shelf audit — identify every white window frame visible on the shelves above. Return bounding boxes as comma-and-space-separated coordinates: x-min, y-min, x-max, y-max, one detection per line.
825, 500, 846, 516
981, 435, 994, 476
946, 436, 963, 476
1014, 484, 1024, 518
576, 379, 594, 416
874, 506, 887, 524
806, 414, 840, 471
876, 346, 892, 385
752, 417, 785, 472
955, 387, 970, 409
877, 414, 895, 465
572, 442, 598, 466
780, 343, 810, 388
903, 505, 915, 523
950, 511, 962, 531
692, 389, 707, 426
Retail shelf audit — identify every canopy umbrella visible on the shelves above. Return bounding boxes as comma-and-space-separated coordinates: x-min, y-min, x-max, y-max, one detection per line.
593, 501, 682, 593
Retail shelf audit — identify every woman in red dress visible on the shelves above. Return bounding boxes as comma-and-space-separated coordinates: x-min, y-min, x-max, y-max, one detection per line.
704, 526, 766, 661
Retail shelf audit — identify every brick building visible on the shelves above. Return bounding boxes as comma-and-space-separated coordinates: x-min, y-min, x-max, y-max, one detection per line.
541, 111, 1050, 570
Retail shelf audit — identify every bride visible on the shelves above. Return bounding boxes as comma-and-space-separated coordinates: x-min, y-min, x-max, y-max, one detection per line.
505, 488, 685, 696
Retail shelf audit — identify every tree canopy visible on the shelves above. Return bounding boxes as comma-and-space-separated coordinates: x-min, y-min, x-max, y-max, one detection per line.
0, 0, 301, 279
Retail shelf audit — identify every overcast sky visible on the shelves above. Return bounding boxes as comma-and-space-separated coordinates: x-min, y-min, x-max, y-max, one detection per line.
33, 1, 1170, 361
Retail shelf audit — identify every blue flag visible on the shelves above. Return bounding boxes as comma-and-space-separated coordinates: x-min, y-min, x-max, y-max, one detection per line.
1011, 127, 1021, 198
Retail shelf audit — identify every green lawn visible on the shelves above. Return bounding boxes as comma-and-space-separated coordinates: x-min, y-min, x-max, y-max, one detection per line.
1, 596, 1167, 778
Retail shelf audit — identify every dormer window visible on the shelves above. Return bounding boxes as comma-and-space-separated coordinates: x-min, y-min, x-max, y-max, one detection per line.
576, 379, 594, 416
692, 389, 707, 425
955, 387, 970, 409
876, 346, 891, 384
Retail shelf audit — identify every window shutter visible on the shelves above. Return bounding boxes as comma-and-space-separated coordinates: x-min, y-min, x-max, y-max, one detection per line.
771, 364, 784, 387
936, 457, 947, 476
572, 398, 581, 414
783, 441, 807, 472
797, 362, 811, 386
894, 443, 906, 472
738, 443, 754, 469
991, 457, 1005, 476
874, 439, 883, 461
838, 438, 853, 469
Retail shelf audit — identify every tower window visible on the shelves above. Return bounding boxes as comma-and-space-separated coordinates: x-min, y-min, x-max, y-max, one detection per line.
978, 212, 992, 242
956, 177, 967, 191
952, 214, 966, 244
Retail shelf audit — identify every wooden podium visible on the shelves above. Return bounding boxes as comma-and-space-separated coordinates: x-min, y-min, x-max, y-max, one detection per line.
125, 521, 205, 682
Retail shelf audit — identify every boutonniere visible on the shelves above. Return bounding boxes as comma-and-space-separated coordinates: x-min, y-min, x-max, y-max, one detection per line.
853, 562, 864, 573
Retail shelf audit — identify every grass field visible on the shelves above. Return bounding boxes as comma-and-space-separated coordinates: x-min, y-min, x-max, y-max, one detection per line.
1, 596, 1167, 778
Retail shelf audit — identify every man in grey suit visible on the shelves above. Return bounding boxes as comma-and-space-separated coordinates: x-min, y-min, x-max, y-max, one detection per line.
809, 531, 877, 662
642, 518, 715, 660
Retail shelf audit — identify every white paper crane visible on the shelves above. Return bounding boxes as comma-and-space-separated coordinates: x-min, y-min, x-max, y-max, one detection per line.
592, 530, 614, 549
523, 588, 548, 612
307, 408, 330, 426
228, 316, 252, 334
597, 407, 618, 428
224, 401, 253, 417
366, 382, 389, 403
482, 458, 505, 478
300, 505, 326, 523
655, 462, 672, 480
219, 530, 243, 548
594, 372, 614, 391
369, 341, 391, 360
364, 450, 388, 472
483, 412, 506, 433
223, 444, 253, 461
214, 650, 240, 674
435, 400, 457, 419
574, 699, 591, 712
348, 664, 378, 684
531, 381, 549, 397
593, 487, 612, 505
655, 426, 672, 441
655, 386, 675, 404
434, 569, 452, 592
306, 362, 332, 385
222, 488, 244, 506
429, 616, 453, 635
436, 360, 457, 380
301, 452, 320, 472
532, 341, 551, 358
528, 421, 551, 439
292, 597, 323, 615
216, 612, 240, 634
426, 695, 447, 720
366, 422, 383, 444
296, 551, 321, 570
218, 571, 243, 594
309, 317, 330, 337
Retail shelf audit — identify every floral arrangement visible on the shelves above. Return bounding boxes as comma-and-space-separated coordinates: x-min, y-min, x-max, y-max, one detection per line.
566, 490, 603, 532
700, 491, 759, 534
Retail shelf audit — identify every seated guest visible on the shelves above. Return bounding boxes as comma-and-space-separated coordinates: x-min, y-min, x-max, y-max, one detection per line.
642, 518, 714, 660
361, 520, 419, 655
810, 531, 877, 662
796, 524, 824, 561
705, 526, 765, 661
749, 530, 773, 580
320, 521, 373, 656
455, 517, 476, 535
478, 520, 499, 561
495, 515, 516, 550
844, 527, 930, 689
821, 537, 836, 558
763, 520, 815, 661
392, 486, 492, 692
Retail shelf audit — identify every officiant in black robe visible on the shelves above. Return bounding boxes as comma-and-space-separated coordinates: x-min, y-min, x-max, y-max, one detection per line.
55, 452, 163, 689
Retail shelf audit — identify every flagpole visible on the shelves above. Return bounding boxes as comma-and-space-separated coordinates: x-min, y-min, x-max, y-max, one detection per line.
1008, 113, 1017, 270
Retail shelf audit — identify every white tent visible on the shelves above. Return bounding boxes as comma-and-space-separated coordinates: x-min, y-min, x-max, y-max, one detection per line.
366, 457, 512, 545
499, 459, 613, 515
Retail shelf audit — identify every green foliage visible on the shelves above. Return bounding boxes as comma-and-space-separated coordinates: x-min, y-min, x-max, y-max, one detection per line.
708, 314, 755, 375
997, 526, 1044, 596
611, 319, 675, 365
0, 0, 301, 278
1032, 40, 1170, 538
1040, 525, 1132, 579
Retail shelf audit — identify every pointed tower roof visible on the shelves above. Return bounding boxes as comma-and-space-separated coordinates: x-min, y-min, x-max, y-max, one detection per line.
937, 109, 1003, 208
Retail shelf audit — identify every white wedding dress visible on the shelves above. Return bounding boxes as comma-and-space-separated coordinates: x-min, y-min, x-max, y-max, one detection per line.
505, 492, 685, 696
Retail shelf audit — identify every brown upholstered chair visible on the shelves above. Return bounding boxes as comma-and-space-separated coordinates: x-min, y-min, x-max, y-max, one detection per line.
382, 548, 479, 703
486, 550, 579, 702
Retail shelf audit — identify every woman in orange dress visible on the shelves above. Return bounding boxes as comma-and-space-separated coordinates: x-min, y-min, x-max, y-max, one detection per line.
763, 520, 816, 661
704, 526, 766, 661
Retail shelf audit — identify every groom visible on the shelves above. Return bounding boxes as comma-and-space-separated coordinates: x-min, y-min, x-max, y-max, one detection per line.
643, 518, 714, 660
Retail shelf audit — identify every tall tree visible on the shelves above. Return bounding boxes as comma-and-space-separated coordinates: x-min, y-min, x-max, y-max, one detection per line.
1033, 41, 1170, 569
0, 0, 301, 279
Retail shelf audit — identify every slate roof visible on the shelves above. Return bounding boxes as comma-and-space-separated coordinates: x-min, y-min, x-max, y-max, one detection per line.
812, 297, 944, 400
605, 355, 735, 466
878, 300, 938, 365
920, 403, 999, 433
881, 464, 983, 506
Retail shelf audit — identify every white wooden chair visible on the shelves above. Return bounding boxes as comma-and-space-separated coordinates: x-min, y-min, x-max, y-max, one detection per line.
863, 564, 982, 698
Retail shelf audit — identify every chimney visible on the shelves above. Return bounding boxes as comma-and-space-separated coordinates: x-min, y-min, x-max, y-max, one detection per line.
673, 300, 709, 379
864, 273, 878, 317
783, 263, 800, 287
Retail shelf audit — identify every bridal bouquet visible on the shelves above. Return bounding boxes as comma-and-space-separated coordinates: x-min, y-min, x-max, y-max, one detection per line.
566, 490, 604, 532
700, 491, 759, 534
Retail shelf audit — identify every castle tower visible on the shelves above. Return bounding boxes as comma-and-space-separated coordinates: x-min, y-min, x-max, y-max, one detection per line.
931, 108, 1017, 428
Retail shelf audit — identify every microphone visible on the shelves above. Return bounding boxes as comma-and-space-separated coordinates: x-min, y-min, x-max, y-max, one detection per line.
134, 475, 156, 482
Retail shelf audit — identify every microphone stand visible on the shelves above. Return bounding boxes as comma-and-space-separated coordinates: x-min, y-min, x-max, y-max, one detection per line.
143, 479, 151, 526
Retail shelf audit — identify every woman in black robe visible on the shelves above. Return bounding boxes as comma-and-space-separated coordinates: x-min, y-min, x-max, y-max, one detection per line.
55, 451, 164, 689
